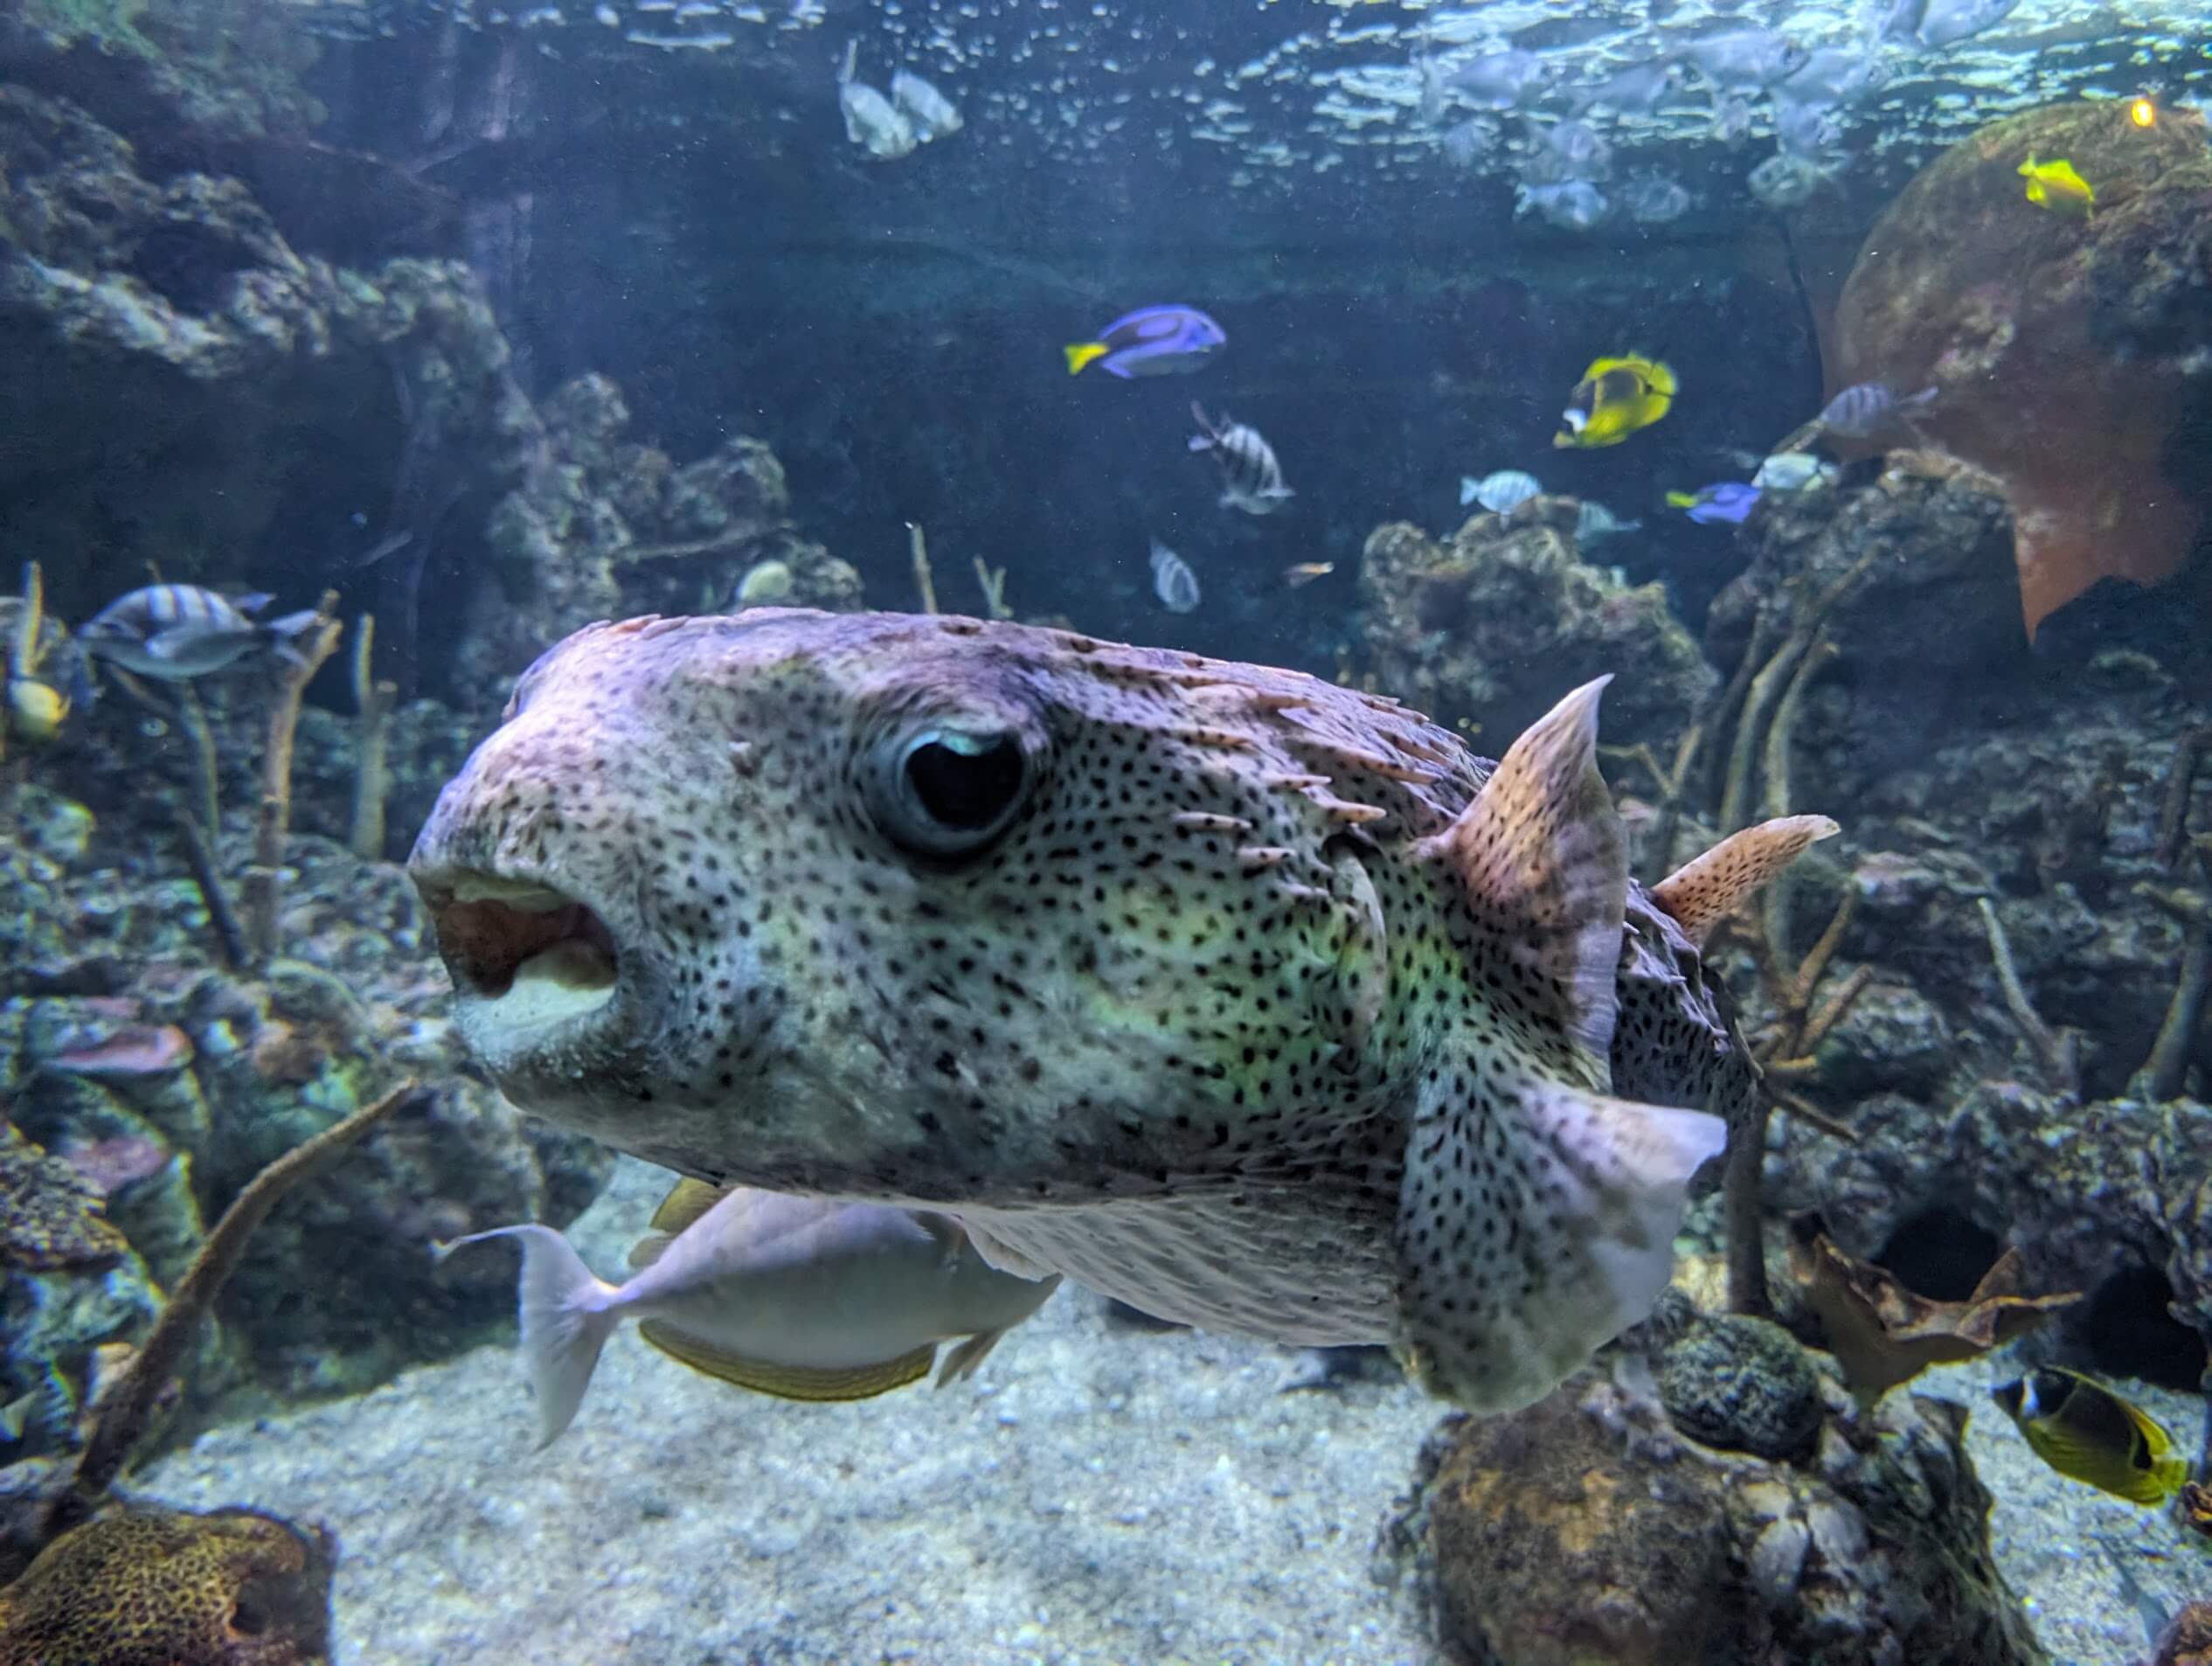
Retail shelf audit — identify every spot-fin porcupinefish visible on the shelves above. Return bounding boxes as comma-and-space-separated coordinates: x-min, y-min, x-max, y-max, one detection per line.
410, 610, 1833, 1413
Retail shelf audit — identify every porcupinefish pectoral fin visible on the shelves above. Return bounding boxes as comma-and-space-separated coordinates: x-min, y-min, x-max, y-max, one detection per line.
1394, 1078, 1725, 1412
1651, 815, 1841, 948
637, 1319, 937, 1402
1419, 676, 1627, 1069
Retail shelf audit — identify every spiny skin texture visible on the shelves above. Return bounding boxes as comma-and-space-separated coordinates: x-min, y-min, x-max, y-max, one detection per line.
0, 1507, 335, 1666
411, 610, 1768, 1409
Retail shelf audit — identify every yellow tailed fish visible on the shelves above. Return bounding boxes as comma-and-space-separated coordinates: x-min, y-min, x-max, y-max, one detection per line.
1992, 1367, 2189, 1505
1555, 354, 1676, 449
2019, 154, 2094, 218
440, 1179, 1060, 1444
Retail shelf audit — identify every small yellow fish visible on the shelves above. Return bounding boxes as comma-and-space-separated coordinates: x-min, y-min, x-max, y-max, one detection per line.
5, 676, 66, 742
2019, 154, 2094, 218
1554, 354, 1676, 449
1283, 561, 1335, 588
1992, 1367, 2189, 1505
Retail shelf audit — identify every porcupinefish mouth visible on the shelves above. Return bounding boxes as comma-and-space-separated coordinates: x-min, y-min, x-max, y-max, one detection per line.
414, 870, 622, 1045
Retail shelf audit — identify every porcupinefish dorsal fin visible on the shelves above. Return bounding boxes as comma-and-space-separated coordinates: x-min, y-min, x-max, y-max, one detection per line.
1651, 815, 1841, 948
1397, 678, 1723, 1411
636, 1319, 935, 1402
1419, 676, 1626, 1070
628, 1177, 737, 1270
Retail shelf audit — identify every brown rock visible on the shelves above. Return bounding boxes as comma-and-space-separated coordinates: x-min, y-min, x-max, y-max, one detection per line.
1402, 1364, 2045, 1666
1831, 99, 2212, 637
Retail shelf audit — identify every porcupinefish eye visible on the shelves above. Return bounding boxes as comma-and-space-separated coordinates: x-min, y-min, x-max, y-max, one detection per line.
866, 723, 1031, 858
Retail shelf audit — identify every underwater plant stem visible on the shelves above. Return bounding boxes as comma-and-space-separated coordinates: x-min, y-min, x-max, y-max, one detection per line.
176, 813, 247, 970
55, 1080, 420, 1536
1724, 1091, 1773, 1318
1977, 897, 2077, 1093
1722, 635, 1806, 837
908, 522, 938, 614
2135, 879, 2212, 1102
245, 594, 343, 968
173, 684, 222, 843
13, 559, 45, 677
2157, 729, 2212, 871
348, 614, 397, 863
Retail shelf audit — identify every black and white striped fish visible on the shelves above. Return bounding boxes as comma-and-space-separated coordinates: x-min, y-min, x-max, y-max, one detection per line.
78, 585, 319, 680
1148, 538, 1201, 614
1816, 381, 1937, 440
1189, 404, 1294, 517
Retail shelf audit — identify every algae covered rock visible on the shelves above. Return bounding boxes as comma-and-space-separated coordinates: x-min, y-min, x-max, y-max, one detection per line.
0, 1504, 335, 1666
1654, 1313, 1823, 1461
458, 372, 856, 703
1392, 1359, 2042, 1666
1357, 503, 1713, 753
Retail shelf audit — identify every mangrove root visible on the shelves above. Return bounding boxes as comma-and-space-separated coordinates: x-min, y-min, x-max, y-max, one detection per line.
348, 614, 398, 863
244, 594, 343, 968
45, 1080, 420, 1544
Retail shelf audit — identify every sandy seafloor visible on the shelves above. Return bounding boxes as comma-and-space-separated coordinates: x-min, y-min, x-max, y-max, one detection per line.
137, 1159, 2203, 1665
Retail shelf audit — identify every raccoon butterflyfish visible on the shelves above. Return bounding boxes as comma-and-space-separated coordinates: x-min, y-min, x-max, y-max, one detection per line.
1554, 355, 1676, 449
2018, 154, 2094, 217
1991, 1367, 2189, 1506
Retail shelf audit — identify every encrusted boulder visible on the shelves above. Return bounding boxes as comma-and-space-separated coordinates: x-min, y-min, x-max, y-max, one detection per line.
1357, 502, 1715, 753
0, 1504, 335, 1666
457, 371, 858, 704
1383, 1341, 2043, 1666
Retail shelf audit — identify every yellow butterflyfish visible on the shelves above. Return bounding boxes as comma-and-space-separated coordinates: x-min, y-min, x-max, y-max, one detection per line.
2019, 154, 2094, 217
1554, 354, 1676, 449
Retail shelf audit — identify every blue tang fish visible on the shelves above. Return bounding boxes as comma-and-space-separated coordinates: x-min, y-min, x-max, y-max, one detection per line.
1064, 306, 1226, 378
1667, 482, 1762, 525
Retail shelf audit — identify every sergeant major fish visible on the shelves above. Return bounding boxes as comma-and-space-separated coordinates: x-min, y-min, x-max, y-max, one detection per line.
1189, 404, 1293, 515
410, 609, 1838, 1413
442, 1179, 1060, 1444
79, 585, 321, 680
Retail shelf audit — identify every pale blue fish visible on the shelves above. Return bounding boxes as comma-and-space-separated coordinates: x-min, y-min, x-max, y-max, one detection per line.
1461, 469, 1542, 512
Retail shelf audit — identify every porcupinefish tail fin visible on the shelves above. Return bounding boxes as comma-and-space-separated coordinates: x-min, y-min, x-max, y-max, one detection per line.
1651, 815, 1840, 948
1425, 677, 1627, 1068
444, 1223, 621, 1447
1393, 1078, 1724, 1412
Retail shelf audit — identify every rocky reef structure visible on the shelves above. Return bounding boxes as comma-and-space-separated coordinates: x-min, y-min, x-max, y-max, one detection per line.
0, 774, 612, 1459
1356, 497, 1716, 754
1831, 98, 2212, 638
1378, 1306, 2043, 1666
456, 371, 860, 704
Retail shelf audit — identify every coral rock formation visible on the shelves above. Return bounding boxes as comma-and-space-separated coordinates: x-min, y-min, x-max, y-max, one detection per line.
0, 1505, 334, 1666
1389, 1334, 2044, 1666
1831, 100, 2212, 637
1357, 501, 1715, 752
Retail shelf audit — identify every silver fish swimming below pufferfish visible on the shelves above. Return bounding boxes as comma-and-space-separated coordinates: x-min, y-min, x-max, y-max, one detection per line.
409, 610, 1834, 1413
